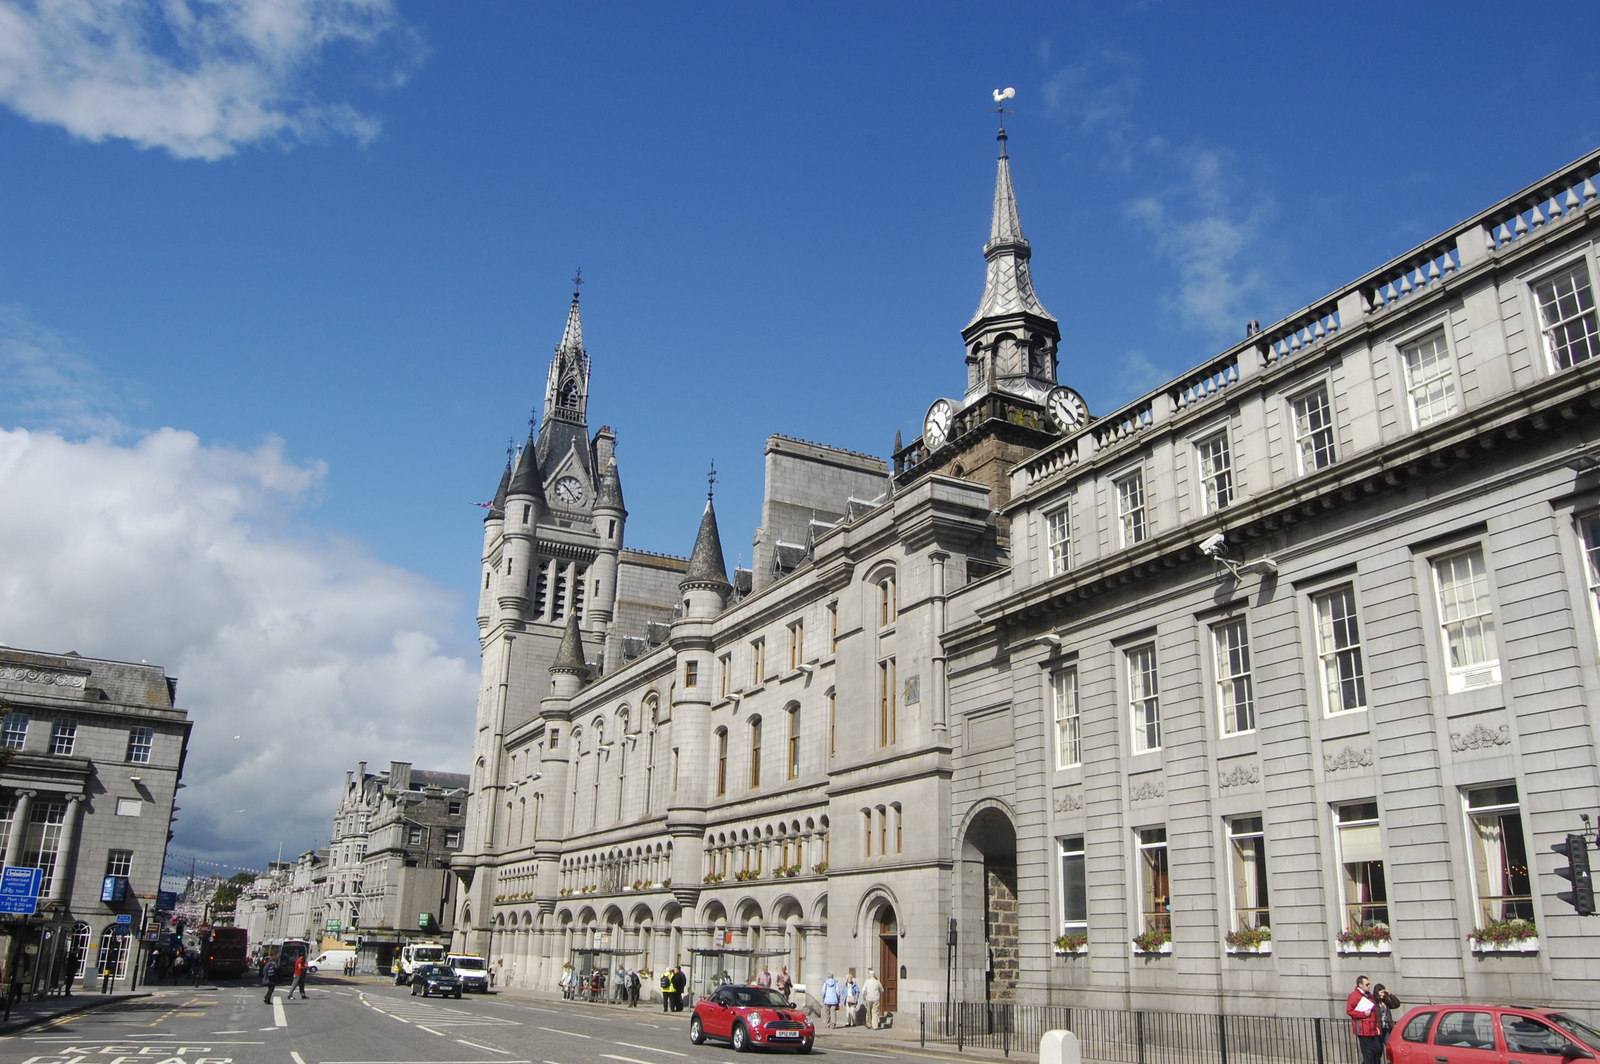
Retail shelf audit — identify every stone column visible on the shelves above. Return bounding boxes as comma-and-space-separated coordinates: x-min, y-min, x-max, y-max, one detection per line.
4, 789, 36, 866
49, 795, 86, 900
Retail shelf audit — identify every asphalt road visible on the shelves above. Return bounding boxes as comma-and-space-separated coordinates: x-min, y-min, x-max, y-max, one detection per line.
4, 980, 928, 1064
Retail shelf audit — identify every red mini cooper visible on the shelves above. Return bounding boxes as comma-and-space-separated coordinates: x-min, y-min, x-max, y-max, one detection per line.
1387, 1003, 1600, 1063
690, 985, 815, 1053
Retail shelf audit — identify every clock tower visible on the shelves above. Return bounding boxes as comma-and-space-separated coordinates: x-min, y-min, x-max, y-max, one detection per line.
895, 126, 1089, 528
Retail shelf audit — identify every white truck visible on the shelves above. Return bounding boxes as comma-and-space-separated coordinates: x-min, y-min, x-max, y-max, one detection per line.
393, 942, 447, 985
446, 953, 491, 992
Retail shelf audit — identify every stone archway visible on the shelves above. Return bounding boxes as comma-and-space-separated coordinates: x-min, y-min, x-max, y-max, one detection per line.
959, 803, 1018, 1003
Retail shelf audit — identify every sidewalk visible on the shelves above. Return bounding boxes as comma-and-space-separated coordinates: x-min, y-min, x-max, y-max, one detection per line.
0, 990, 150, 1037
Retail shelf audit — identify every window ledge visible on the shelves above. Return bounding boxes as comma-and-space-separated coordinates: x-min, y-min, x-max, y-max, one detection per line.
1131, 943, 1172, 956
1225, 942, 1272, 955
1335, 941, 1391, 955
1470, 937, 1538, 954
1053, 947, 1088, 957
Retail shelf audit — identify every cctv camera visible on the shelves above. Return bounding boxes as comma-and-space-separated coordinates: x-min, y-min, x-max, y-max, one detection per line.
1199, 532, 1227, 557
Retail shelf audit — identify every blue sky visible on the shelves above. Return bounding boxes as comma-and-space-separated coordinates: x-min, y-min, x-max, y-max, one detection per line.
2, 0, 1597, 871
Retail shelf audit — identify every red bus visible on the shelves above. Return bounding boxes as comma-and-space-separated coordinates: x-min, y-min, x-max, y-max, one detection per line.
203, 927, 250, 978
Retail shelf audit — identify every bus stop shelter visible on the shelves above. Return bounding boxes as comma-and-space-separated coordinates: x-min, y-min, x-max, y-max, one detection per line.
566, 947, 645, 1002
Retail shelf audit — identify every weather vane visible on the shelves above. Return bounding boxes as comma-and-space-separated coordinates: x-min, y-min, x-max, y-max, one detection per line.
528, 408, 538, 435
707, 461, 718, 500
572, 267, 584, 294
506, 437, 516, 464
992, 86, 1016, 116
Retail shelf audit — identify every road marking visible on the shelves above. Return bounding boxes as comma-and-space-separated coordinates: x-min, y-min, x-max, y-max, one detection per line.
601, 1055, 661, 1064
273, 999, 287, 1027
615, 1042, 687, 1056
537, 1027, 591, 1038
820, 1051, 897, 1058
292, 1052, 308, 1064
456, 1039, 511, 1053
418, 1025, 447, 1037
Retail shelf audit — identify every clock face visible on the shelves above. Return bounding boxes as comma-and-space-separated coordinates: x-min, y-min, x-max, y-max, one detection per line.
924, 399, 954, 451
553, 476, 586, 505
1046, 386, 1089, 433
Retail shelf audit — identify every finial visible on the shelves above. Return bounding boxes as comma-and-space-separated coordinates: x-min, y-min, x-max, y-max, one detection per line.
506, 438, 515, 465
572, 267, 584, 299
707, 461, 718, 500
528, 408, 538, 436
992, 86, 1015, 156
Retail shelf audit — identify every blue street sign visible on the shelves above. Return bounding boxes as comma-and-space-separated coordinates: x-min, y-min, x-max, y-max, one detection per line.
0, 866, 43, 915
157, 890, 178, 911
115, 913, 133, 925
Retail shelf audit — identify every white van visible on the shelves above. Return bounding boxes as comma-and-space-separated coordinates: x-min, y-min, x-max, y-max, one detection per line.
446, 953, 491, 992
308, 948, 357, 973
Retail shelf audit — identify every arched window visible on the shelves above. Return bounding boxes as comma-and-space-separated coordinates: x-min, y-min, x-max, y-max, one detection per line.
715, 728, 728, 797
748, 717, 763, 790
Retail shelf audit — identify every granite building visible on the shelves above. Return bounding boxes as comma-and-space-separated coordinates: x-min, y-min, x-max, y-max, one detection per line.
452, 131, 1600, 1016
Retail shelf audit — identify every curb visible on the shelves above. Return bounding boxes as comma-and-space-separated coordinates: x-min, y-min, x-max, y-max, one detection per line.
0, 993, 150, 1037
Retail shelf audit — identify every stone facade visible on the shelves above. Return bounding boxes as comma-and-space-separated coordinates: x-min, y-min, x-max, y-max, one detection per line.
452, 131, 1600, 1017
0, 646, 191, 990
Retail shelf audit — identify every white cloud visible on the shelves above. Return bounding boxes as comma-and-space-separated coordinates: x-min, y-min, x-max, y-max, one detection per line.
0, 305, 135, 437
0, 425, 479, 869
0, 0, 421, 159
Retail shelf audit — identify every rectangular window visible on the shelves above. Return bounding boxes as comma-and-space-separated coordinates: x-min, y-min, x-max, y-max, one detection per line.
788, 621, 804, 669
0, 798, 14, 861
1581, 513, 1600, 655
126, 727, 154, 763
49, 720, 76, 756
1196, 431, 1235, 513
1116, 471, 1147, 546
1335, 801, 1388, 931
1045, 505, 1072, 575
1059, 836, 1087, 936
1534, 261, 1599, 370
749, 718, 762, 790
1433, 546, 1500, 690
1292, 385, 1337, 474
719, 654, 731, 697
1052, 668, 1081, 768
1227, 816, 1269, 934
879, 576, 897, 627
1211, 618, 1255, 735
878, 658, 897, 746
828, 601, 839, 653
23, 801, 68, 893
862, 810, 873, 858
1137, 827, 1170, 936
750, 639, 766, 685
1126, 643, 1161, 753
1313, 585, 1368, 714
1465, 784, 1533, 925
787, 709, 801, 780
827, 690, 837, 757
106, 850, 133, 877
1402, 330, 1459, 427
1, 713, 26, 750
684, 660, 699, 688
407, 826, 424, 846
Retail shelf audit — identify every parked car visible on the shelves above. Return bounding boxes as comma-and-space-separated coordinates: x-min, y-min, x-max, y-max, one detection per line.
308, 948, 356, 973
1387, 1003, 1600, 1063
690, 984, 814, 1053
409, 964, 463, 999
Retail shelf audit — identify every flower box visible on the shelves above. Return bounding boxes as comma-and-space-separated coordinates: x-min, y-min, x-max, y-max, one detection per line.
1053, 946, 1088, 957
1227, 941, 1272, 955
1471, 936, 1538, 954
1336, 940, 1391, 955
1132, 941, 1173, 956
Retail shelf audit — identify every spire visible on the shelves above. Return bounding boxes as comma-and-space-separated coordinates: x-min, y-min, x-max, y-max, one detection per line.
550, 612, 590, 677
488, 449, 512, 519
681, 499, 731, 592
595, 456, 625, 510
542, 274, 591, 431
558, 284, 584, 356
966, 127, 1055, 329
507, 434, 543, 499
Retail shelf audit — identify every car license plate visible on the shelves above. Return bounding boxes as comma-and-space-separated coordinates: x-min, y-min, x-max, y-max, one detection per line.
773, 1031, 799, 1039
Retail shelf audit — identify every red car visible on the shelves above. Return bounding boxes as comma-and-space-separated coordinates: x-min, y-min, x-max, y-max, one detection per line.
1387, 1003, 1600, 1063
690, 985, 815, 1053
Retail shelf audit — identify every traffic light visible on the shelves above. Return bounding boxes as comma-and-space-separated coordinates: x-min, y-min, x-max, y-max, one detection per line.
1553, 833, 1595, 915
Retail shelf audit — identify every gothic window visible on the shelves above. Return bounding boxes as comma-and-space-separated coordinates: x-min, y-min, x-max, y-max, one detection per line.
559, 377, 581, 408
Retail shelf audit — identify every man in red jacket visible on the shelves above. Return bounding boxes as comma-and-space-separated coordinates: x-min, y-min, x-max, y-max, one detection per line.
1346, 975, 1381, 1064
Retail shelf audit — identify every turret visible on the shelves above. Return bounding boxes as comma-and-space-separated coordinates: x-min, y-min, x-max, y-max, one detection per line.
591, 428, 627, 671
679, 495, 732, 621
478, 455, 512, 637
495, 435, 541, 624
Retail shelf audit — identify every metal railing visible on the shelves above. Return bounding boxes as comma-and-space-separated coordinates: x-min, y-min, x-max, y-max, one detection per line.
920, 1001, 1358, 1063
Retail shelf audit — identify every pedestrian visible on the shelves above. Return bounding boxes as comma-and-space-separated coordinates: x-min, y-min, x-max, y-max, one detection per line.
754, 965, 772, 987
1346, 975, 1382, 1064
289, 954, 309, 999
670, 965, 687, 1012
660, 969, 674, 1012
628, 967, 641, 1007
1373, 983, 1401, 1039
614, 964, 629, 1003
842, 974, 860, 1026
862, 968, 884, 1030
261, 957, 281, 1004
820, 972, 841, 1028
774, 965, 793, 999
560, 966, 576, 999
